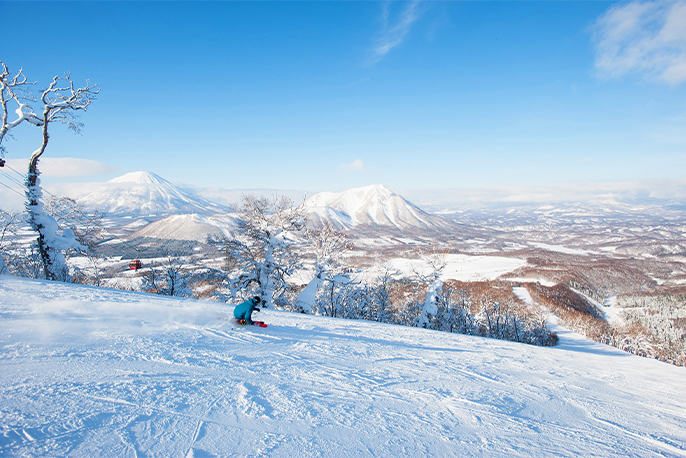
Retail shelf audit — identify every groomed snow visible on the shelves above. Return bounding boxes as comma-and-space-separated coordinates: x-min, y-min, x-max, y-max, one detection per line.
1, 276, 685, 457
601, 295, 625, 326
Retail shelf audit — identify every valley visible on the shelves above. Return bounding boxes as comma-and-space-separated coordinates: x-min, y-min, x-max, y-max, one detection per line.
2, 171, 685, 365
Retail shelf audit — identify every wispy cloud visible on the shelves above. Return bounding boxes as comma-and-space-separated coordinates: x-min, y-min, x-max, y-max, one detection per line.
340, 159, 369, 173
592, 0, 686, 85
370, 0, 424, 65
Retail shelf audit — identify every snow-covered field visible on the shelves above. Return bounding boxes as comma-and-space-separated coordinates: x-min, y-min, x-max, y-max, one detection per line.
380, 254, 527, 282
291, 253, 527, 288
1, 276, 685, 457
529, 242, 594, 256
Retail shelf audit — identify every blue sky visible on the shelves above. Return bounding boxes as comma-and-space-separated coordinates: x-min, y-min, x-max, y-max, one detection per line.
1, 1, 685, 201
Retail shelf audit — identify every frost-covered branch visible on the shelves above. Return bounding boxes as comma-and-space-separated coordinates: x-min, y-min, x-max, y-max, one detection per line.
0, 210, 21, 275
0, 61, 41, 156
44, 196, 105, 250
23, 71, 98, 281
218, 193, 306, 307
27, 73, 98, 174
39, 73, 98, 133
414, 244, 448, 328
296, 224, 353, 313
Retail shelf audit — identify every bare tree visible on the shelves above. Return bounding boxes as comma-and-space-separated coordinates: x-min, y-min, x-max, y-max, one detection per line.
141, 260, 162, 294
23, 72, 98, 280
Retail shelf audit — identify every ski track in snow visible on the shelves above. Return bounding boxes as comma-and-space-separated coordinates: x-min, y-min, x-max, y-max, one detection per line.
1, 276, 685, 457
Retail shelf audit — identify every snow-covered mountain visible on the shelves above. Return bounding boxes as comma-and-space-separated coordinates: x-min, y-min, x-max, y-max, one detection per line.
129, 213, 241, 243
306, 184, 452, 231
1, 275, 684, 457
77, 171, 230, 217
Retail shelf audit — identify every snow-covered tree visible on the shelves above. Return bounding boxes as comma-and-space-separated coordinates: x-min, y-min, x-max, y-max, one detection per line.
296, 224, 352, 313
140, 254, 193, 297
432, 283, 475, 335
141, 259, 162, 294
366, 267, 400, 323
44, 195, 105, 257
23, 72, 98, 281
220, 194, 306, 307
161, 254, 192, 297
44, 196, 105, 247
414, 245, 447, 328
0, 210, 43, 278
617, 294, 686, 365
0, 62, 42, 158
44, 196, 106, 285
316, 272, 362, 318
0, 210, 20, 274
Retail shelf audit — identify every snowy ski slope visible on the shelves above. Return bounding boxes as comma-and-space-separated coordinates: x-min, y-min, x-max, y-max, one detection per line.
1, 276, 684, 457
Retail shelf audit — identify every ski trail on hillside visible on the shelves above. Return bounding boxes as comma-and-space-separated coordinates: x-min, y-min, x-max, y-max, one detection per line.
184, 393, 225, 458
588, 414, 686, 457
1, 276, 685, 457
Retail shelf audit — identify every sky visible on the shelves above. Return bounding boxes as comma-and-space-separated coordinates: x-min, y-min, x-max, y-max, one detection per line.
1, 1, 686, 206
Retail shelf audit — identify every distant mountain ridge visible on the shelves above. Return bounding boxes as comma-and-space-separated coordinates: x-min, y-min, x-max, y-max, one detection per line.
77, 173, 452, 240
305, 184, 452, 231
77, 171, 231, 217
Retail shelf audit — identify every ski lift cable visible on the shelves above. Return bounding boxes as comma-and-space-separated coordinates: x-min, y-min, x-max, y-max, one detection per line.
0, 166, 57, 198
0, 172, 25, 191
3, 163, 28, 181
0, 168, 26, 188
0, 162, 26, 180
42, 187, 56, 198
0, 180, 25, 198
0, 172, 54, 199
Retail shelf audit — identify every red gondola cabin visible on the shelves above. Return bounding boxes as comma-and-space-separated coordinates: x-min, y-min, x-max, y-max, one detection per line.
129, 259, 142, 270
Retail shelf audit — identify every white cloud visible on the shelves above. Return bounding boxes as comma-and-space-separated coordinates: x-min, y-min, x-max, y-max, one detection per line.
593, 0, 686, 84
370, 0, 424, 64
0, 187, 25, 212
340, 159, 369, 172
4, 157, 119, 177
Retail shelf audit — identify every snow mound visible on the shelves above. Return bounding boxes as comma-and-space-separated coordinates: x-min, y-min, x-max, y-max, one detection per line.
306, 184, 452, 230
1, 275, 684, 457
77, 171, 230, 217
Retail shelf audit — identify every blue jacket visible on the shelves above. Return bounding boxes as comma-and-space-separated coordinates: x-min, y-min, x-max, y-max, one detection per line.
233, 298, 260, 324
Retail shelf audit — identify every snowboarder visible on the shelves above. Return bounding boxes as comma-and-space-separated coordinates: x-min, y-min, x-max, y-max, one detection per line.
233, 296, 264, 325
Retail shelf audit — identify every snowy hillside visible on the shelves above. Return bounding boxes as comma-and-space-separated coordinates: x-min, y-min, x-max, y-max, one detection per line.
306, 184, 452, 231
1, 276, 685, 457
76, 171, 230, 217
129, 213, 241, 243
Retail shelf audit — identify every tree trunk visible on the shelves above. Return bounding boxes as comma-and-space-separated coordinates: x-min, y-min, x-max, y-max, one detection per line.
25, 120, 54, 280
